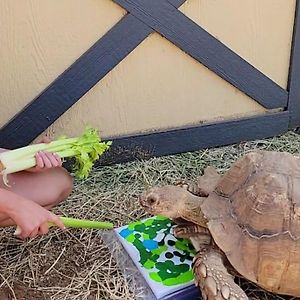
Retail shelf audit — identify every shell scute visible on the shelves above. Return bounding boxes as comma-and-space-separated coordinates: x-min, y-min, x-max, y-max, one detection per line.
202, 150, 300, 296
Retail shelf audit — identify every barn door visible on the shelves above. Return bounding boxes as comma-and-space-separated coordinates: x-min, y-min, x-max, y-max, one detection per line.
0, 0, 300, 164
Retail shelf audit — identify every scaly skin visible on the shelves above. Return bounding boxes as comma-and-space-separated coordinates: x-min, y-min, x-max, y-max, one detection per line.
172, 223, 248, 300
193, 248, 248, 300
176, 166, 221, 197
139, 167, 248, 300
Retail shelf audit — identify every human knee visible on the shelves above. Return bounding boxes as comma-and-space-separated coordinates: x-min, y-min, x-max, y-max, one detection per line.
50, 168, 73, 205
57, 168, 73, 200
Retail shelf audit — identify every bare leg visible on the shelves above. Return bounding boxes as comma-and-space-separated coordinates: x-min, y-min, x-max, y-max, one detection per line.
0, 167, 73, 226
194, 247, 248, 300
176, 166, 221, 197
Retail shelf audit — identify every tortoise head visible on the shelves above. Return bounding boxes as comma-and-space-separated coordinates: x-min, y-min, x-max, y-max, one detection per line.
139, 185, 190, 219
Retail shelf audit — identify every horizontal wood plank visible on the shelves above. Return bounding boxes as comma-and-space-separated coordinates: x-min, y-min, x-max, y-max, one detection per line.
114, 0, 288, 110
288, 1, 300, 128
99, 111, 289, 165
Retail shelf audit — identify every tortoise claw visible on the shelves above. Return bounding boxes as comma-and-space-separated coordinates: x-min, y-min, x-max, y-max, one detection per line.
174, 179, 191, 190
175, 166, 221, 197
194, 248, 248, 300
175, 179, 205, 196
173, 224, 210, 239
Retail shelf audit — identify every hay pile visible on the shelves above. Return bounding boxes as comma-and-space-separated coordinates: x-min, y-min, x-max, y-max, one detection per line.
1, 131, 300, 300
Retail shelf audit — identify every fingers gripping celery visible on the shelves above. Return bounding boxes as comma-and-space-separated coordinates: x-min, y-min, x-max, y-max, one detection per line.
0, 127, 111, 185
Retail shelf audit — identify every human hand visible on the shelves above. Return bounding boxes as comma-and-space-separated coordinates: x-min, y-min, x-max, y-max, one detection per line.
8, 198, 65, 239
28, 136, 62, 172
33, 151, 62, 171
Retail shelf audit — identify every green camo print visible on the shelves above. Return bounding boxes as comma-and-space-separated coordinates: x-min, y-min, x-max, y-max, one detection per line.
119, 216, 196, 286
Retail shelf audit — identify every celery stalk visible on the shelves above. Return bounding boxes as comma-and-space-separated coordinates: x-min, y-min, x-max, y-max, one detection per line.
14, 216, 114, 235
0, 138, 78, 162
0, 127, 112, 186
3, 150, 80, 175
2, 159, 37, 175
54, 216, 114, 229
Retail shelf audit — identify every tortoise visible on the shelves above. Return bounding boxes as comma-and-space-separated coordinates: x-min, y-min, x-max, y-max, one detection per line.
139, 150, 300, 300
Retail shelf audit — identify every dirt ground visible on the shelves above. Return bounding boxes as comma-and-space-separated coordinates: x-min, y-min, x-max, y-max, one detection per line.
1, 131, 300, 300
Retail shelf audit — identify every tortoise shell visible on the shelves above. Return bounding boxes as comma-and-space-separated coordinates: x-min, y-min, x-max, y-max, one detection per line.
201, 150, 300, 296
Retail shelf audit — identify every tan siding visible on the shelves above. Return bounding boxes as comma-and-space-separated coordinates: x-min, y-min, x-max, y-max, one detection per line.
0, 0, 295, 141
179, 0, 296, 88
47, 33, 267, 139
0, 0, 125, 128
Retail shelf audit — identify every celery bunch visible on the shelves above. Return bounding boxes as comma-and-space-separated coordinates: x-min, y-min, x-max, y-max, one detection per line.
0, 127, 111, 185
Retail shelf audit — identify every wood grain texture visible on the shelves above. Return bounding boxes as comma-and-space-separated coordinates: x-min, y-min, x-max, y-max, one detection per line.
0, 15, 153, 149
0, 0, 187, 149
167, 0, 186, 7
288, 1, 300, 128
0, 0, 125, 129
47, 33, 266, 141
0, 0, 295, 156
114, 0, 288, 109
44, 0, 297, 140
99, 111, 289, 165
179, 0, 296, 89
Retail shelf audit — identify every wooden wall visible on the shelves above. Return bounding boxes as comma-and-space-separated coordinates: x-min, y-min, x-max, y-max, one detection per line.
0, 0, 297, 151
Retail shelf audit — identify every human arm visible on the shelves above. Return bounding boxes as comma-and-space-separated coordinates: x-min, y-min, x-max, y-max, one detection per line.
0, 188, 65, 239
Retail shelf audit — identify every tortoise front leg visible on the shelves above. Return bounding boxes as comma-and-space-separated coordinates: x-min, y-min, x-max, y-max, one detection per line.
173, 223, 210, 240
194, 247, 248, 300
176, 166, 221, 197
196, 166, 221, 196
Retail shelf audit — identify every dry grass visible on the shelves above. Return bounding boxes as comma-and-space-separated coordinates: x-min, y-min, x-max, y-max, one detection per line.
1, 131, 300, 299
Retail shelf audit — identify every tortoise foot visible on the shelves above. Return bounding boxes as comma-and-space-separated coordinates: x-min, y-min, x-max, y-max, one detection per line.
175, 166, 220, 197
193, 248, 248, 300
174, 224, 210, 239
175, 179, 203, 195
195, 166, 220, 196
